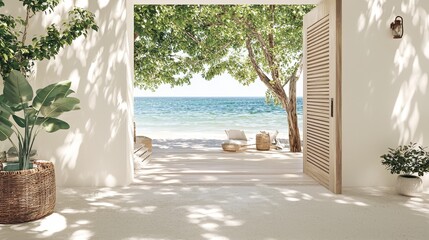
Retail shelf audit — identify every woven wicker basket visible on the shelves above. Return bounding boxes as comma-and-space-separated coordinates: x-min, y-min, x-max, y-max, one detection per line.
0, 161, 56, 224
222, 143, 241, 152
256, 133, 270, 151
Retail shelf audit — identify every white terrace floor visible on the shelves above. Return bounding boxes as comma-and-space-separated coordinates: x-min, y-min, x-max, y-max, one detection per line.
1, 139, 429, 240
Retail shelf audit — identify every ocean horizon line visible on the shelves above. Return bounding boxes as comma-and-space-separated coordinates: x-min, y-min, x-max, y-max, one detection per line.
134, 97, 303, 140
134, 96, 304, 98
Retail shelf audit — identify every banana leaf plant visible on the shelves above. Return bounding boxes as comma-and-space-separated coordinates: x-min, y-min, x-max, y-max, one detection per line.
0, 70, 80, 170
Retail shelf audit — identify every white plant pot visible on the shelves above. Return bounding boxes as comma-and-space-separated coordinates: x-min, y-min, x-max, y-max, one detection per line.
396, 175, 423, 197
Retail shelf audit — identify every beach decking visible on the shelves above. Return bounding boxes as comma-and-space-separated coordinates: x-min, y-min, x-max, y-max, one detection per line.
134, 138, 316, 186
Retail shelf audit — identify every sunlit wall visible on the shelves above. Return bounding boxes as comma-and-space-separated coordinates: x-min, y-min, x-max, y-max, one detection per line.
1, 0, 134, 187
342, 0, 429, 187
2, 0, 428, 189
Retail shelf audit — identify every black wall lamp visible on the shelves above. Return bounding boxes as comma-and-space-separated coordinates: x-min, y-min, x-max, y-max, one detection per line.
390, 16, 404, 39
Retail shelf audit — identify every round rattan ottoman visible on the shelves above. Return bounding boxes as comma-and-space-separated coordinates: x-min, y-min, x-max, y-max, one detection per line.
222, 143, 241, 152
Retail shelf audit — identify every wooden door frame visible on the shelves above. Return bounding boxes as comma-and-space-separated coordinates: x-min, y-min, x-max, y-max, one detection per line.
334, 0, 342, 194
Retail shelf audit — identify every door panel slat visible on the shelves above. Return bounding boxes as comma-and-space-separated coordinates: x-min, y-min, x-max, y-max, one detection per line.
304, 0, 339, 193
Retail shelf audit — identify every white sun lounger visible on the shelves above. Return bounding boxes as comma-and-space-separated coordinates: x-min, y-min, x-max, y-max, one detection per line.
222, 129, 281, 151
222, 129, 249, 152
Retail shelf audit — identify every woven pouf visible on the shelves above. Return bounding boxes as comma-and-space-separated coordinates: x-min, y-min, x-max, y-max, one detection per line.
0, 161, 56, 224
256, 133, 270, 151
222, 143, 241, 152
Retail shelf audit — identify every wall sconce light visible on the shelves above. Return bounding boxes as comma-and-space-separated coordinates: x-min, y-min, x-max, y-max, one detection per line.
390, 16, 404, 39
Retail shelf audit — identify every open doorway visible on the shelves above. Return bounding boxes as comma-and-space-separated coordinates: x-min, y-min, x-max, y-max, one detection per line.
133, 96, 312, 186
129, 0, 340, 193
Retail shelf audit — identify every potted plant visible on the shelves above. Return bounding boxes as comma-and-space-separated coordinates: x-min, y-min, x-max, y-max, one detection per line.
0, 70, 81, 223
381, 142, 429, 197
0, 1, 97, 223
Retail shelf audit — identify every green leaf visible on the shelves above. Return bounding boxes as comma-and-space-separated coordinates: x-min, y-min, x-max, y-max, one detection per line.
40, 97, 80, 118
50, 89, 75, 102
0, 115, 12, 128
381, 142, 429, 176
12, 115, 25, 128
3, 70, 33, 105
0, 123, 13, 141
0, 96, 14, 118
0, 118, 13, 141
11, 108, 39, 128
42, 118, 70, 133
10, 103, 26, 112
33, 81, 72, 110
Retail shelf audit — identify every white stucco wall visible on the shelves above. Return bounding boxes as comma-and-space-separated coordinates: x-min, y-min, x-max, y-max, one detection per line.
342, 0, 429, 187
1, 0, 134, 187
3, 0, 428, 189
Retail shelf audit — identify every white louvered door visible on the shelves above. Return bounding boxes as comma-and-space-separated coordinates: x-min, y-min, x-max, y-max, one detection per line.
303, 0, 341, 194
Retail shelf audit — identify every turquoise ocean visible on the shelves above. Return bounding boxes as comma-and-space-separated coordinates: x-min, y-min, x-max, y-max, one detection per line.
134, 97, 303, 140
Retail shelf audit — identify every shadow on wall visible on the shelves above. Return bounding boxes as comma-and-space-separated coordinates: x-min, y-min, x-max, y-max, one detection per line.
27, 0, 133, 186
356, 0, 428, 146
390, 2, 429, 145
343, 0, 429, 187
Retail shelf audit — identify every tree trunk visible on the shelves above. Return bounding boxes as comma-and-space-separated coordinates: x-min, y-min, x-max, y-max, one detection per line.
286, 104, 302, 152
286, 75, 302, 152
245, 36, 301, 152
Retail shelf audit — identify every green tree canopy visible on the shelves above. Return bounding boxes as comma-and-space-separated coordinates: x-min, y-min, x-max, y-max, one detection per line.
135, 5, 311, 91
0, 0, 98, 77
134, 5, 313, 152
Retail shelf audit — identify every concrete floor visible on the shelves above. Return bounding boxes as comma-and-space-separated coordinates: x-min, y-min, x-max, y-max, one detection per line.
1, 139, 429, 240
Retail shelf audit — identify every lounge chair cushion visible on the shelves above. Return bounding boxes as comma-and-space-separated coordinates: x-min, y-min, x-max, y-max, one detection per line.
269, 130, 279, 144
225, 129, 247, 141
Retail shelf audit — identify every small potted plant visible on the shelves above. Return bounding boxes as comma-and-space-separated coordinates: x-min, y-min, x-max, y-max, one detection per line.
381, 142, 429, 197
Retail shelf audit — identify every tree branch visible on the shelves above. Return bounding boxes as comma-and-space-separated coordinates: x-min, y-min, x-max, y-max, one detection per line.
295, 56, 304, 79
246, 36, 288, 108
184, 31, 200, 44
282, 56, 303, 88
245, 37, 272, 87
243, 20, 281, 85
228, 8, 290, 107
268, 5, 275, 49
21, 8, 30, 45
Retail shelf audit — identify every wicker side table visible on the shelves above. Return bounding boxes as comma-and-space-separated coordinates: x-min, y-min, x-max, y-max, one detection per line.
256, 133, 270, 151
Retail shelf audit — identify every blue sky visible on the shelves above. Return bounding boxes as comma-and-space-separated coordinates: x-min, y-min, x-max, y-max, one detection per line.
134, 73, 304, 97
